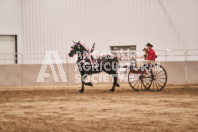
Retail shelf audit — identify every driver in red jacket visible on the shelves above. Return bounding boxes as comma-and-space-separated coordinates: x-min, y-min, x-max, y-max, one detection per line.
145, 43, 156, 61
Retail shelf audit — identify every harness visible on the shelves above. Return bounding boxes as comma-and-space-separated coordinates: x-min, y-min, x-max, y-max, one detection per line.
77, 43, 95, 66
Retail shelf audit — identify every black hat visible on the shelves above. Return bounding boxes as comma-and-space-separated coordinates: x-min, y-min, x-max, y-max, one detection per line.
146, 43, 153, 47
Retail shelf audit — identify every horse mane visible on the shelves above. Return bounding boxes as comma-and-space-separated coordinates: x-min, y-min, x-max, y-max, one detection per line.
78, 42, 89, 52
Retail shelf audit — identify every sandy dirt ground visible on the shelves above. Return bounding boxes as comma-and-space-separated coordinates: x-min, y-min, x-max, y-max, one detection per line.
0, 85, 198, 132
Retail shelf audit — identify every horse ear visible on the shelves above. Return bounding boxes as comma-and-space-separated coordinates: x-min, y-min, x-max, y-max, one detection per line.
73, 41, 76, 43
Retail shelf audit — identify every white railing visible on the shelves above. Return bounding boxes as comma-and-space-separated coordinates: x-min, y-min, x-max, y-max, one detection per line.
0, 49, 198, 65
0, 52, 68, 64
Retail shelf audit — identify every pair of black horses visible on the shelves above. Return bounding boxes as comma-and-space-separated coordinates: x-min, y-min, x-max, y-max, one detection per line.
68, 41, 120, 93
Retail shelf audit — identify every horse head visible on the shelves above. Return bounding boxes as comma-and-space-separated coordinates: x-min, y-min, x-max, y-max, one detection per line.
68, 41, 88, 57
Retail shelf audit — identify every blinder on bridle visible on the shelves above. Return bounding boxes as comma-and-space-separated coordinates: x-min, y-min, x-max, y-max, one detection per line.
69, 41, 88, 58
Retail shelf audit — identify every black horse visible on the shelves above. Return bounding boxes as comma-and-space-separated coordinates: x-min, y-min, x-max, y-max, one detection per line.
68, 41, 120, 93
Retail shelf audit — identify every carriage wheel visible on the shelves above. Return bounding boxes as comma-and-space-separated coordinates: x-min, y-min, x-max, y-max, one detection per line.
147, 64, 167, 91
128, 71, 146, 91
141, 69, 153, 90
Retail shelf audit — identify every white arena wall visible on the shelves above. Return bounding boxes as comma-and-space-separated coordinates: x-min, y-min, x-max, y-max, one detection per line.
0, 61, 198, 87
0, 0, 198, 62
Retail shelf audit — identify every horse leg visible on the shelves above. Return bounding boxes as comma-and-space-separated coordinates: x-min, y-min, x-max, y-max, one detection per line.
110, 73, 120, 92
115, 76, 120, 87
109, 74, 120, 92
109, 76, 116, 92
79, 80, 85, 93
84, 71, 93, 86
79, 73, 88, 93
113, 72, 120, 87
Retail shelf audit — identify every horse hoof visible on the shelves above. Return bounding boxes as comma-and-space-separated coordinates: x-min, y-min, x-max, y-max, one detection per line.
78, 90, 84, 93
85, 82, 93, 86
109, 89, 115, 92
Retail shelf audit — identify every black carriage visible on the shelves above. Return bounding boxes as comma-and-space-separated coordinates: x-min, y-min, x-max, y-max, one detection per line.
127, 62, 167, 91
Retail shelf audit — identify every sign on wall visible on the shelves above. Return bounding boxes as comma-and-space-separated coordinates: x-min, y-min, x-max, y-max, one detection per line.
110, 45, 136, 61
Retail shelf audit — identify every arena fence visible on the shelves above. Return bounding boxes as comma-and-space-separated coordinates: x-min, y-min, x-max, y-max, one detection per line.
0, 49, 198, 86
0, 49, 198, 64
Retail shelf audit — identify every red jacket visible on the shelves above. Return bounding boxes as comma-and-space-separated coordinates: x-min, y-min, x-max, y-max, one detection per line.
145, 48, 156, 61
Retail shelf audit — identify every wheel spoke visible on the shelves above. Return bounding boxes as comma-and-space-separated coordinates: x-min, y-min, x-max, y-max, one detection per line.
143, 77, 152, 81
130, 78, 139, 84
154, 71, 162, 76
151, 82, 154, 90
133, 79, 140, 87
144, 78, 151, 84
156, 74, 165, 77
137, 80, 140, 89
155, 81, 158, 90
156, 80, 162, 87
145, 80, 151, 87
157, 79, 165, 84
